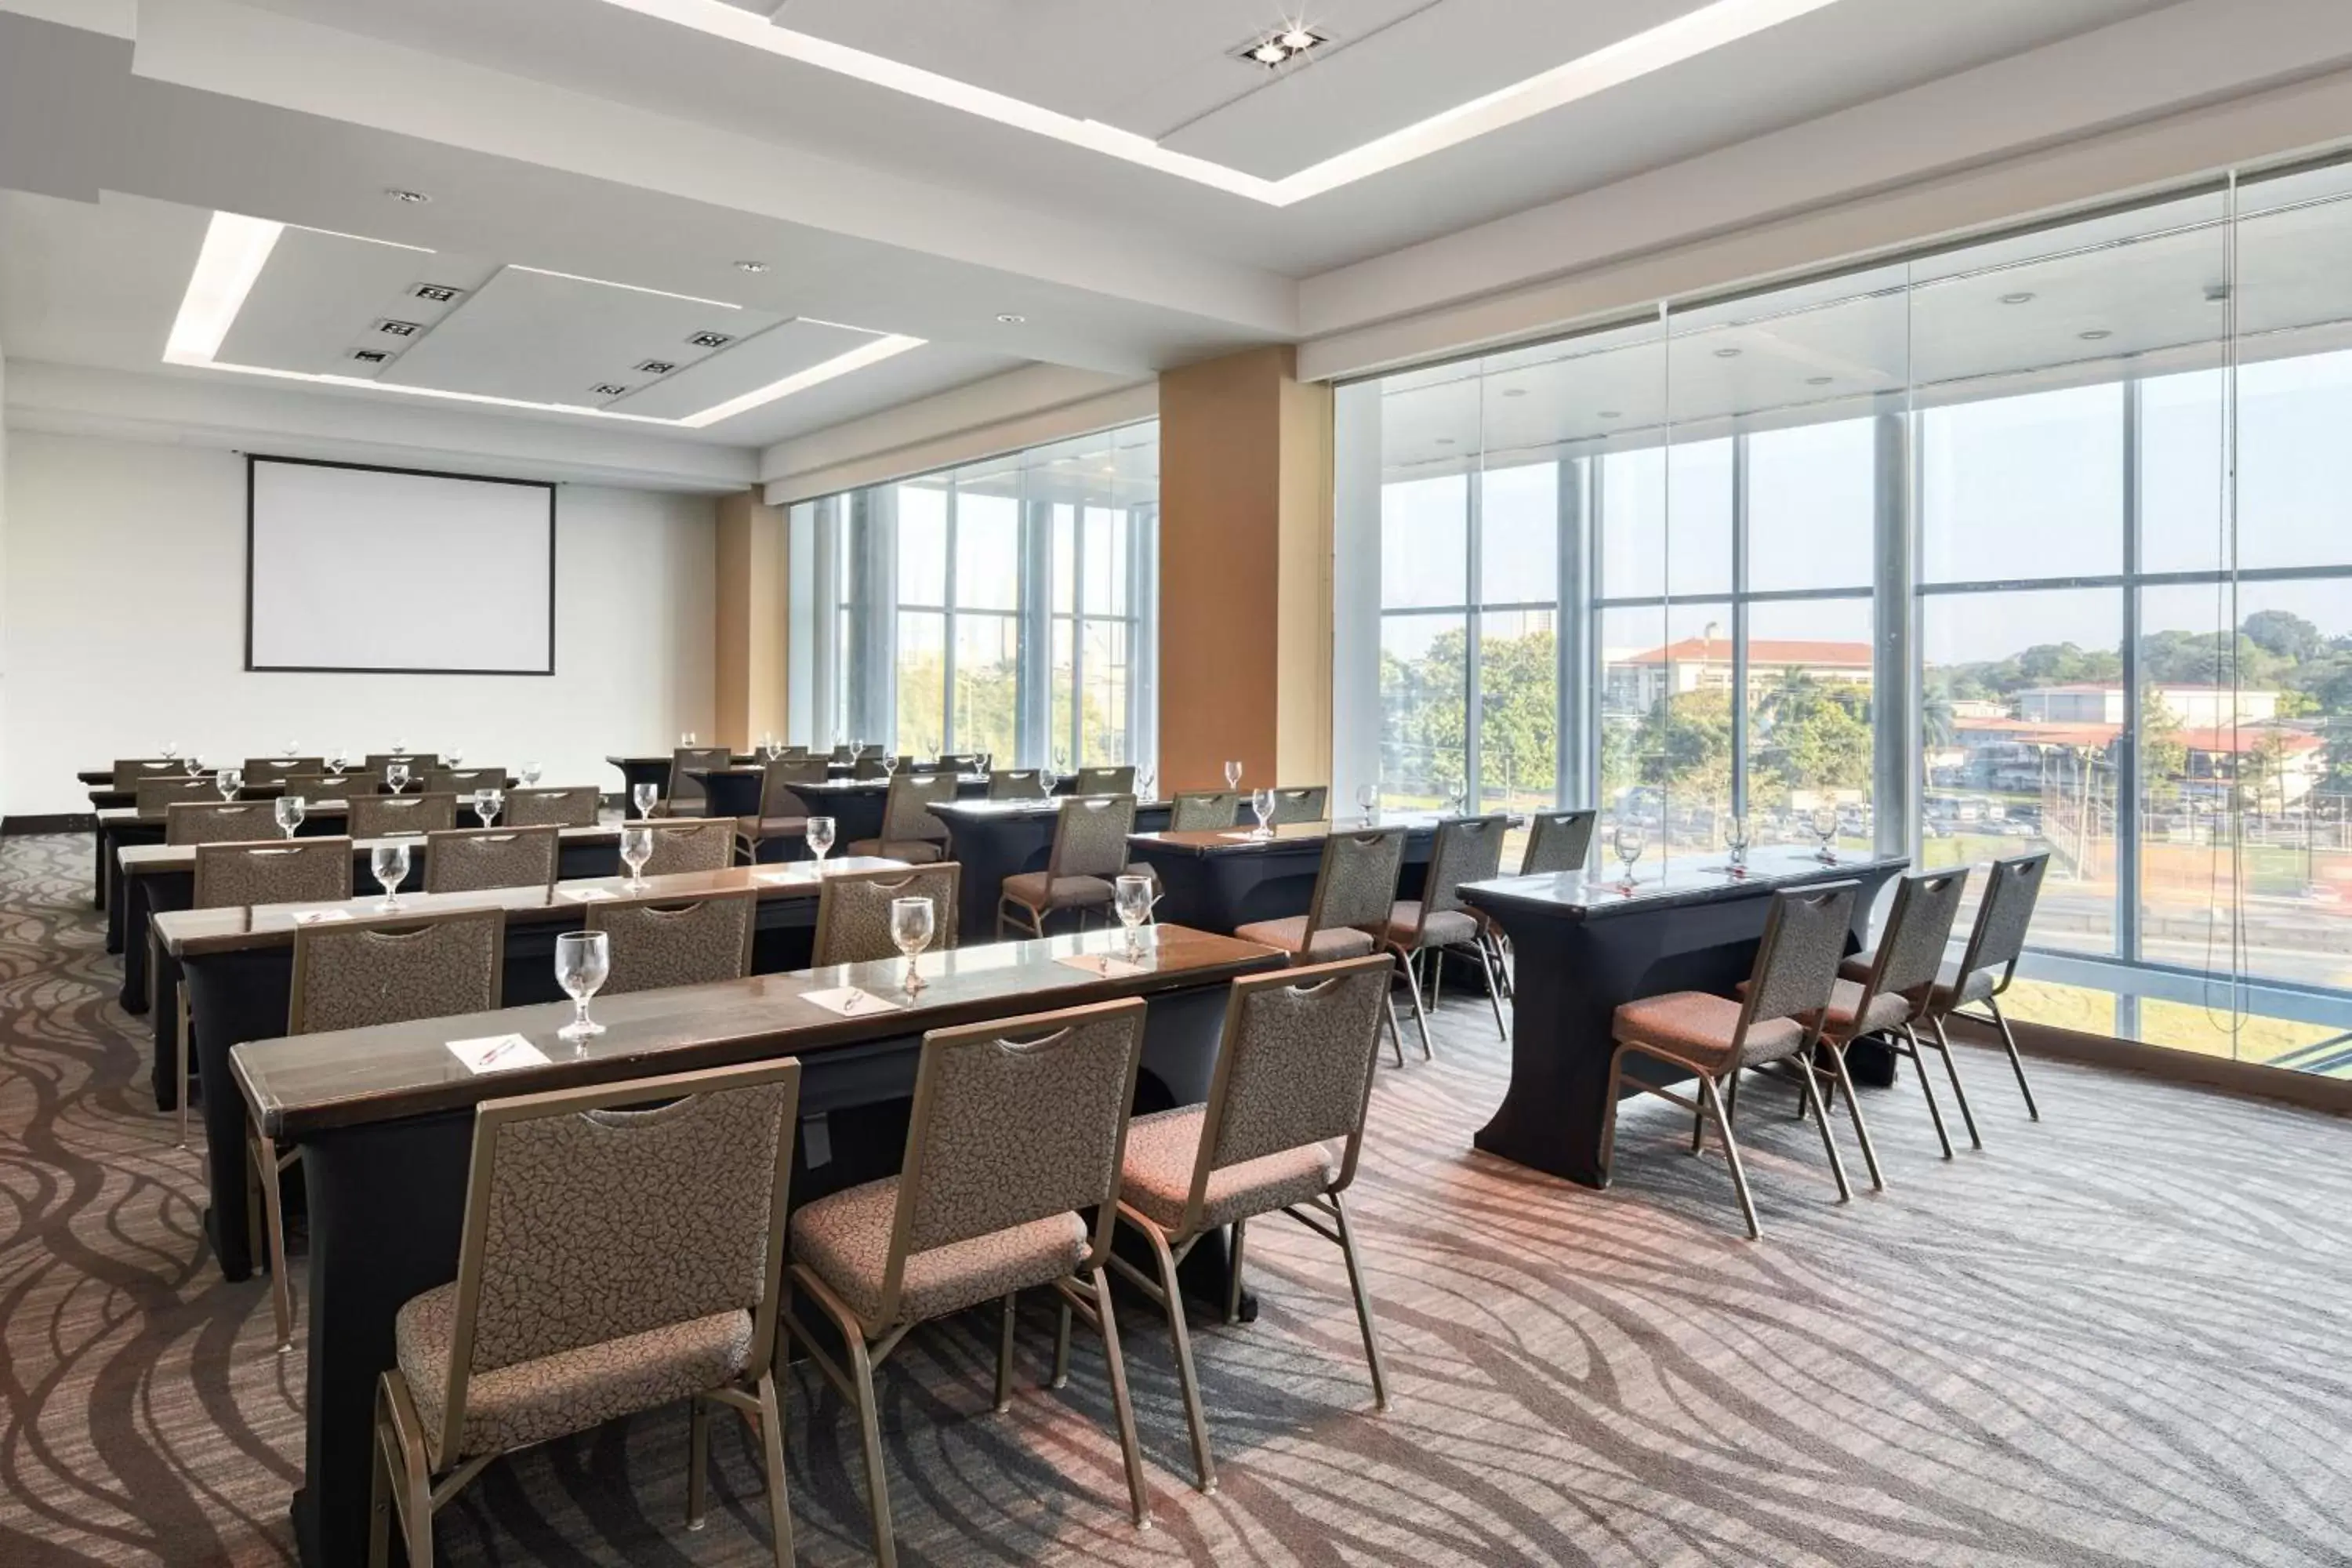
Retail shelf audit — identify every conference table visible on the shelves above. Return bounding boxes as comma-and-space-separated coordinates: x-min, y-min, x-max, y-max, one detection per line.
1459, 845, 1908, 1187
1122, 817, 1442, 933
928, 797, 1190, 938
755, 772, 995, 846
230, 921, 1285, 1568
155, 855, 906, 1288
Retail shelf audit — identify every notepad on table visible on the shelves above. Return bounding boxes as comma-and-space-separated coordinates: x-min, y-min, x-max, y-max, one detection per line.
446, 1033, 550, 1074
799, 985, 906, 1017
1056, 953, 1152, 978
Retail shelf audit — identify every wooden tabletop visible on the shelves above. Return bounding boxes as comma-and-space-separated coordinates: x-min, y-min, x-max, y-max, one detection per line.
233, 924, 1283, 1139
118, 824, 623, 878
1460, 845, 1910, 921
152, 858, 909, 959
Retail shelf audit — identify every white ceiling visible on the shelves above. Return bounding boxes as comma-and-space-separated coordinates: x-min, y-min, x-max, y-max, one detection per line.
4, 0, 2350, 481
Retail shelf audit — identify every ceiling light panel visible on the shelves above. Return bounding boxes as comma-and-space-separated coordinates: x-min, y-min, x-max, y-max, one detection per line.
608, 317, 879, 420
214, 223, 448, 376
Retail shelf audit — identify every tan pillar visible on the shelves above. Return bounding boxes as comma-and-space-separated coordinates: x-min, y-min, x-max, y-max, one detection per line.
1156, 345, 1334, 792
713, 489, 789, 751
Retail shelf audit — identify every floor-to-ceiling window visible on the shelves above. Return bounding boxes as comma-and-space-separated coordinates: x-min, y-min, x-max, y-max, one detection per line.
1334, 157, 2352, 1078
793, 421, 1159, 771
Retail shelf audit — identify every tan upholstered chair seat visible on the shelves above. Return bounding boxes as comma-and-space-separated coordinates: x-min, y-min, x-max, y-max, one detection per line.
395, 1282, 753, 1468
1739, 975, 1913, 1038
1232, 915, 1377, 961
1119, 1106, 1338, 1232
1837, 952, 1994, 1009
1612, 991, 1806, 1070
1003, 871, 1113, 910
845, 837, 946, 864
1382, 902, 1479, 948
792, 1175, 1088, 1335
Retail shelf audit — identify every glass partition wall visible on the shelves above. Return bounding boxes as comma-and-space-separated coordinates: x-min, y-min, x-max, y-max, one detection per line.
792, 421, 1160, 772
1334, 160, 2352, 1078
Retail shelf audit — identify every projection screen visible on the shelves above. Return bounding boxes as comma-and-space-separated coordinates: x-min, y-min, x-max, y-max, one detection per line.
246, 456, 557, 673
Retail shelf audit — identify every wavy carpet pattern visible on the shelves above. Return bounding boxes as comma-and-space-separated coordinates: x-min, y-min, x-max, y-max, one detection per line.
2, 831, 2350, 1566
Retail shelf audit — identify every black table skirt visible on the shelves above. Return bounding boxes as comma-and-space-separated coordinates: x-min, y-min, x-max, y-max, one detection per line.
935, 804, 1178, 941
1124, 829, 1434, 935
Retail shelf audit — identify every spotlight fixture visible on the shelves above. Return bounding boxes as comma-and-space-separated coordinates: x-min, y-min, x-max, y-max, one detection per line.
734, 260, 769, 273
590, 383, 631, 397
1240, 25, 1325, 67
1435, 437, 1457, 446
412, 283, 463, 304
996, 313, 1025, 324
1806, 375, 1834, 386
350, 348, 391, 365
1501, 387, 1528, 398
636, 360, 677, 375
376, 319, 422, 337
1598, 410, 1623, 419
2078, 328, 2112, 341
383, 187, 430, 204
1999, 292, 2036, 305
1713, 347, 1742, 358
686, 330, 734, 349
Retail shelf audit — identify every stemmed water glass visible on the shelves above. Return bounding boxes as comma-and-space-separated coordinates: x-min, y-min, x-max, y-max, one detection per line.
806, 816, 836, 872
1725, 814, 1751, 876
1356, 782, 1379, 825
1038, 760, 1059, 797
1137, 765, 1156, 800
1223, 759, 1243, 790
1810, 804, 1841, 863
880, 753, 900, 780
1249, 787, 1276, 838
371, 843, 411, 911
1445, 781, 1468, 818
554, 931, 611, 1047
326, 750, 348, 776
216, 767, 245, 801
889, 895, 935, 994
385, 762, 411, 796
520, 761, 543, 787
619, 825, 653, 888
185, 753, 204, 779
631, 782, 658, 818
446, 748, 465, 770
680, 731, 699, 747
274, 795, 307, 839
1612, 822, 1647, 893
472, 788, 503, 827
160, 742, 179, 764
281, 740, 300, 760
1114, 874, 1153, 961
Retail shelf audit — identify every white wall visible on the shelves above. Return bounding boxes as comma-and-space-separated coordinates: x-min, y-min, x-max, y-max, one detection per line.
2, 432, 716, 816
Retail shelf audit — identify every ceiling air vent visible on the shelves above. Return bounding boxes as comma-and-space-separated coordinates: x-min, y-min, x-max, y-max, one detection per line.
686, 331, 733, 349
376, 319, 422, 337
350, 349, 392, 365
636, 360, 677, 375
412, 284, 463, 304
590, 383, 631, 397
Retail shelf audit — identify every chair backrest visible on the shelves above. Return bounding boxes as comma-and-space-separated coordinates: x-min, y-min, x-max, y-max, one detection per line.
586, 889, 757, 995
880, 772, 959, 843
1169, 790, 1242, 833
1073, 765, 1134, 795
504, 786, 599, 829
757, 759, 831, 818
1866, 868, 1972, 1011
812, 863, 962, 965
428, 767, 505, 795
1159, 955, 1392, 1240
350, 792, 458, 839
164, 799, 280, 846
136, 776, 218, 815
1956, 851, 2049, 993
1420, 813, 1511, 920
422, 826, 561, 894
641, 818, 735, 876
665, 746, 735, 808
934, 753, 979, 775
1734, 882, 1860, 1047
365, 752, 440, 775
1047, 795, 1137, 880
852, 754, 891, 779
987, 768, 1044, 800
874, 1000, 1145, 1325
284, 771, 379, 802
288, 907, 505, 1034
242, 757, 325, 782
1520, 809, 1598, 875
1307, 827, 1407, 937
112, 758, 186, 791
193, 837, 355, 909
434, 1060, 800, 1462
1269, 786, 1329, 826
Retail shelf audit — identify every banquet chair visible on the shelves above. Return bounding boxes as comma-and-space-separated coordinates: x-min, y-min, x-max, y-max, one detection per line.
812, 865, 962, 966
422, 826, 560, 894
586, 887, 758, 994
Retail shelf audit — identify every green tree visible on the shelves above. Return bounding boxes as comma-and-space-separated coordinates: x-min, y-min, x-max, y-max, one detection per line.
2139, 685, 2187, 812
1632, 685, 1733, 812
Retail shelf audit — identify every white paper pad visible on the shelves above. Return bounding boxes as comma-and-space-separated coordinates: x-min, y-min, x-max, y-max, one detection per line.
447, 1033, 551, 1074
289, 909, 352, 925
1218, 831, 1262, 841
799, 985, 906, 1017
754, 870, 806, 886
1057, 953, 1152, 978
557, 886, 617, 902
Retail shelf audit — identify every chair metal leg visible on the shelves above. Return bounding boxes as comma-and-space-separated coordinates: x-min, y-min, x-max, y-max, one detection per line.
1481, 927, 1514, 1000
252, 1135, 296, 1351
687, 1395, 710, 1529
1700, 1074, 1762, 1240
1139, 1219, 1215, 1493
844, 1323, 898, 1568
1381, 993, 1406, 1069
1392, 944, 1434, 1059
1901, 1025, 1954, 1160
1927, 1013, 1985, 1149
1985, 996, 2042, 1121
1330, 1191, 1389, 1410
1225, 1219, 1247, 1326
1428, 947, 1443, 1009
1089, 1269, 1155, 1529
1824, 1045, 1885, 1192
1051, 1297, 1073, 1389
994, 1292, 1017, 1414
1469, 941, 1508, 1041
1791, 1058, 1852, 1202
753, 1372, 797, 1568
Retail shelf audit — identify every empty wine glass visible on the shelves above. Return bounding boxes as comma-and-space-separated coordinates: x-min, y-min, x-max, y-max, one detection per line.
1114, 873, 1153, 960
1250, 787, 1276, 837
631, 782, 658, 818
326, 750, 348, 776
889, 895, 935, 994
680, 731, 698, 747
1038, 760, 1059, 797
275, 795, 307, 839
1223, 759, 1243, 789
391, 737, 407, 753
520, 761, 543, 787
1137, 765, 1156, 800
473, 788, 503, 828
371, 842, 411, 910
1356, 782, 1379, 824
1810, 804, 1841, 862
385, 762, 410, 795
1612, 822, 1647, 892
281, 740, 299, 760
160, 741, 179, 761
1445, 780, 1468, 817
619, 824, 653, 887
880, 753, 900, 779
554, 931, 611, 1047
446, 748, 464, 769
185, 753, 204, 779
1725, 814, 1751, 875
216, 767, 245, 801
806, 815, 836, 870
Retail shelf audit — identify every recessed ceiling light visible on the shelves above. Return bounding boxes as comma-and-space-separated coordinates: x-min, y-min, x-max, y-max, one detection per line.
686, 330, 735, 349
164, 212, 283, 364
1242, 25, 1326, 67
2079, 328, 2112, 341
734, 260, 769, 273
384, 187, 430, 205
350, 348, 391, 365
591, 383, 631, 397
1280, 28, 1316, 49
411, 283, 463, 304
1999, 292, 2036, 305
376, 319, 423, 337
1250, 42, 1288, 64
1500, 387, 1527, 398
637, 360, 677, 375
996, 313, 1025, 324
1806, 375, 1834, 386
1713, 347, 1742, 358
1435, 437, 1457, 446
1598, 410, 1622, 419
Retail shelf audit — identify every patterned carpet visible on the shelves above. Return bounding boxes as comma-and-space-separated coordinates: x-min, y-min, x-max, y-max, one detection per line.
4, 831, 2351, 1566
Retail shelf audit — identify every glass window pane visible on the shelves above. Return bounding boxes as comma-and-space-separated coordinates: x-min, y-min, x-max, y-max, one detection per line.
1479, 463, 1559, 607
1381, 476, 1468, 608
952, 613, 1018, 762
1080, 619, 1131, 766
2140, 369, 2227, 575
1921, 385, 2123, 583
894, 611, 945, 757
1379, 613, 1465, 811
1744, 597, 1875, 851
955, 490, 1020, 612
1083, 506, 1127, 616
1596, 441, 1731, 601
1049, 616, 1074, 769
1477, 609, 1556, 813
1600, 602, 1733, 872
1748, 419, 1875, 592
1050, 504, 1075, 616
896, 482, 947, 606
2238, 350, 2352, 572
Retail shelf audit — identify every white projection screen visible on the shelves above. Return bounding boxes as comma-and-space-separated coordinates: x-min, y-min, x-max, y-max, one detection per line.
246, 457, 556, 673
